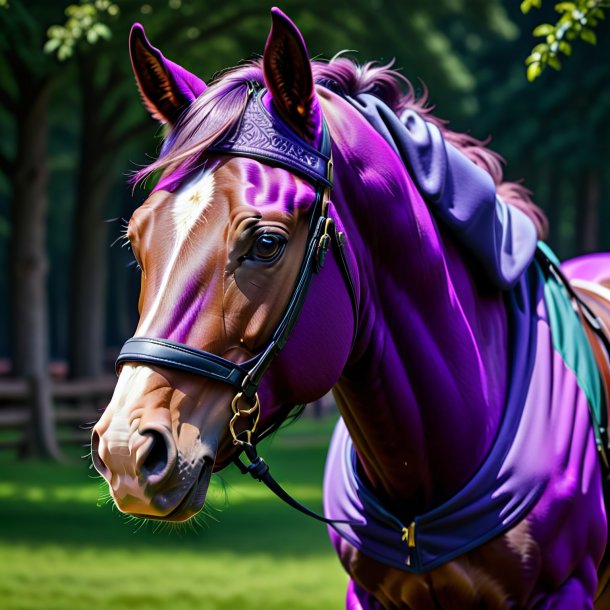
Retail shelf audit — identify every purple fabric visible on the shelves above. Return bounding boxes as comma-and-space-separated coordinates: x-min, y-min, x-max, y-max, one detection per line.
561, 251, 610, 285
324, 258, 606, 573
346, 94, 538, 290
320, 88, 512, 508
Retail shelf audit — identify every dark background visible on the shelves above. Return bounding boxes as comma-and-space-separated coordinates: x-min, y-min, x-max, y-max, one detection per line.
1, 0, 608, 378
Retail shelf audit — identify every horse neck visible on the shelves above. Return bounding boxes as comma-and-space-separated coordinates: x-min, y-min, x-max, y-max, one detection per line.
326, 99, 509, 518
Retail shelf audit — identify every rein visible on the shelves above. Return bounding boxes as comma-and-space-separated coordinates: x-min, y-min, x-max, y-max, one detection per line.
116, 85, 360, 526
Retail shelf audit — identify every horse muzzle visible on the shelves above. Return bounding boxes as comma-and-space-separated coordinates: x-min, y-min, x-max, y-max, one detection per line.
90, 364, 231, 521
91, 419, 216, 521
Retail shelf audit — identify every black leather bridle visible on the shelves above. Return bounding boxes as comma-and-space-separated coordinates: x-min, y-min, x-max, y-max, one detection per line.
116, 86, 359, 525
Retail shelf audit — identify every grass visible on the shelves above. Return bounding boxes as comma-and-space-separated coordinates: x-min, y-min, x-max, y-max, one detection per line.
0, 415, 348, 610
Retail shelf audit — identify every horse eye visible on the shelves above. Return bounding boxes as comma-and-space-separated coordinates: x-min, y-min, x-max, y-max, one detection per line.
251, 233, 286, 263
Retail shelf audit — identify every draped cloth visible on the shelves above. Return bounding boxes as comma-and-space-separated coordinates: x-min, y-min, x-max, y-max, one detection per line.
324, 254, 603, 572
345, 93, 538, 290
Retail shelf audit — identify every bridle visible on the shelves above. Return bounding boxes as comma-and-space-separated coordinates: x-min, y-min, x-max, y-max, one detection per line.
116, 85, 359, 524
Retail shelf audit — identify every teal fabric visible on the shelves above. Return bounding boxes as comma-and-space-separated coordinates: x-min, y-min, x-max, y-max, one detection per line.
537, 242, 605, 452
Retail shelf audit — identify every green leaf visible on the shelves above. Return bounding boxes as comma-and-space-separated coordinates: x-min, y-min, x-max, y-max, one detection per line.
57, 44, 73, 61
86, 29, 98, 44
43, 38, 61, 54
558, 40, 572, 54
522, 0, 543, 13
47, 25, 65, 39
92, 22, 111, 40
533, 23, 555, 36
548, 55, 562, 70
554, 2, 576, 12
580, 27, 597, 44
527, 61, 543, 81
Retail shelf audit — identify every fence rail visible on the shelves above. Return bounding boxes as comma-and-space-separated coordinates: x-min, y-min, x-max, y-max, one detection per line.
0, 376, 115, 451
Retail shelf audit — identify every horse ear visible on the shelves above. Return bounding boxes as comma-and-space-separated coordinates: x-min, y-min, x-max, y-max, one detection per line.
129, 23, 206, 124
263, 8, 321, 143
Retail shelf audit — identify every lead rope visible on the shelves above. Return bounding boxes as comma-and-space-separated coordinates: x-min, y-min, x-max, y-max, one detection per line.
232, 430, 360, 527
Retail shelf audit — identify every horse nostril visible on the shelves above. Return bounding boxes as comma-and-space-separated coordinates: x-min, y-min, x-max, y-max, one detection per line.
139, 429, 175, 484
90, 429, 109, 479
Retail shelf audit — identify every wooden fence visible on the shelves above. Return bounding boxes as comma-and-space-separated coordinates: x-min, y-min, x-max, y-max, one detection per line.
0, 376, 116, 451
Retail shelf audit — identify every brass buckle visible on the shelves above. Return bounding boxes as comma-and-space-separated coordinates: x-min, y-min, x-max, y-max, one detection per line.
229, 391, 260, 446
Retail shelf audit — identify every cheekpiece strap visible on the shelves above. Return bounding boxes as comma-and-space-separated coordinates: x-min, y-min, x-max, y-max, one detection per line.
208, 89, 333, 188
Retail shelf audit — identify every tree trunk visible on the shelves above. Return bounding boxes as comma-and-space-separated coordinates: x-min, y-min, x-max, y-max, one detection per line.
543, 164, 559, 248
9, 77, 62, 460
68, 55, 114, 379
580, 168, 601, 253
68, 155, 113, 378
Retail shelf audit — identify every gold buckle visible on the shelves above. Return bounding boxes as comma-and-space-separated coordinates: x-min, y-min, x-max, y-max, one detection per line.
229, 391, 260, 446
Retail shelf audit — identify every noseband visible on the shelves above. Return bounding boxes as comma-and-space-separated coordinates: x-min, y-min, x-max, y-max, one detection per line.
117, 87, 356, 451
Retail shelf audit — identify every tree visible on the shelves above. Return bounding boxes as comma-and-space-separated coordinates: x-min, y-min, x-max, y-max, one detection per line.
459, 0, 610, 256
0, 0, 64, 458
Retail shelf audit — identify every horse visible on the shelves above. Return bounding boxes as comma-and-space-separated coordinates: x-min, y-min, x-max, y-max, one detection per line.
91, 8, 610, 609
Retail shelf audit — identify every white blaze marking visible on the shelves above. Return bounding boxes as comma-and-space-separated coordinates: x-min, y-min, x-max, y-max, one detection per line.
139, 170, 214, 333
172, 169, 215, 243
105, 365, 155, 455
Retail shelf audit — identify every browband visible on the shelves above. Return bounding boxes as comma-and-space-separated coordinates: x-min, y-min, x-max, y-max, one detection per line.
208, 88, 333, 188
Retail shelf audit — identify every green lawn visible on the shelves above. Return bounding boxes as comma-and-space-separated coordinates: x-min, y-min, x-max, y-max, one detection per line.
0, 415, 348, 610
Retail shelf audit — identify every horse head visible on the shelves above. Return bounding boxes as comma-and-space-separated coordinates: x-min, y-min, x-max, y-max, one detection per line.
91, 9, 356, 521
89, 9, 610, 609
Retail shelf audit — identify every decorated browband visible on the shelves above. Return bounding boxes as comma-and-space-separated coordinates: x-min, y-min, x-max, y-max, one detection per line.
208, 86, 333, 189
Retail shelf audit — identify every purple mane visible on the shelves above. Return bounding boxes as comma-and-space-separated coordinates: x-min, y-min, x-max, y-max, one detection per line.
135, 57, 547, 240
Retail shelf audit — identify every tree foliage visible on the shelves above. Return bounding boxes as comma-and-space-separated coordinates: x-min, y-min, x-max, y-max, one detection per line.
522, 0, 608, 80
44, 0, 118, 61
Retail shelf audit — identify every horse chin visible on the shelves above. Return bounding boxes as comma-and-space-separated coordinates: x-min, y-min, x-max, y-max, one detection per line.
165, 464, 213, 522
130, 457, 215, 523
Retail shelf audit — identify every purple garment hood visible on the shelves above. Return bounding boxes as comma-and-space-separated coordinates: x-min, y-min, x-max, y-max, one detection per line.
346, 94, 538, 290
